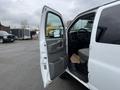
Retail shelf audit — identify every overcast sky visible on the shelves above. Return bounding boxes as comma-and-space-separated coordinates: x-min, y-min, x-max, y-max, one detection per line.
0, 0, 114, 29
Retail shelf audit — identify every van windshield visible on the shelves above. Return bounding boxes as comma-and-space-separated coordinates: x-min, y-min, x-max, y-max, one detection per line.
70, 13, 95, 33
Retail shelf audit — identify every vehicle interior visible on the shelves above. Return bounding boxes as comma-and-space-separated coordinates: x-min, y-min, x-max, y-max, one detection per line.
68, 12, 95, 83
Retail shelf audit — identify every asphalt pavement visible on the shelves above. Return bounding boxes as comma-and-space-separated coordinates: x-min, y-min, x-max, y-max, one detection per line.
0, 40, 88, 90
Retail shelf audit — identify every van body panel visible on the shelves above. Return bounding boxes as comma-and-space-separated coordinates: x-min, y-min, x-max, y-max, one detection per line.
89, 1, 120, 90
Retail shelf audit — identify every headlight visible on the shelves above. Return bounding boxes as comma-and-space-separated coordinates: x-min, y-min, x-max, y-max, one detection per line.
3, 36, 7, 39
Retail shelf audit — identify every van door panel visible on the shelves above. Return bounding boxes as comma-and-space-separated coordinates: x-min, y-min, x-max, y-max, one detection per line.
40, 6, 66, 87
46, 39, 66, 79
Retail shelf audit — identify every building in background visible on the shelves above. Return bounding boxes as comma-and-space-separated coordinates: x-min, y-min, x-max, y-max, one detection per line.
0, 22, 11, 33
0, 22, 38, 40
11, 28, 31, 40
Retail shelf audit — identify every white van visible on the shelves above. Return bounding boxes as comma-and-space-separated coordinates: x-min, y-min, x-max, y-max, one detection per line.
40, 1, 120, 90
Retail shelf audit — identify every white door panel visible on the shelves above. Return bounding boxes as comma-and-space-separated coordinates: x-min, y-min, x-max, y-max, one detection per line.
89, 1, 120, 90
40, 6, 66, 88
89, 43, 120, 90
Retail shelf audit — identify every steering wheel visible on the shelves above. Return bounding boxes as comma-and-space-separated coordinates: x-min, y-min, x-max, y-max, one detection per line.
77, 28, 90, 42
78, 28, 89, 33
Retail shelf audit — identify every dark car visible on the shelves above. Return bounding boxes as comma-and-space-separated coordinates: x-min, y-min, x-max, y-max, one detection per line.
0, 31, 15, 43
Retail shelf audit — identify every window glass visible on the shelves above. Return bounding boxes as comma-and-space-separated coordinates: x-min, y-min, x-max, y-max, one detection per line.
46, 13, 63, 38
70, 13, 95, 33
96, 5, 120, 44
68, 13, 95, 50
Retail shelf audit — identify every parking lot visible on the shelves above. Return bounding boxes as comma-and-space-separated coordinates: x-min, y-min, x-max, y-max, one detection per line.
0, 40, 88, 90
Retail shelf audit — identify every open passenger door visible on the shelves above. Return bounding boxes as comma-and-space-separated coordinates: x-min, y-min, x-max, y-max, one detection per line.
40, 6, 67, 87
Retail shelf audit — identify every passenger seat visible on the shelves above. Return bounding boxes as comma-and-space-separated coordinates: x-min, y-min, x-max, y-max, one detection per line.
78, 48, 89, 63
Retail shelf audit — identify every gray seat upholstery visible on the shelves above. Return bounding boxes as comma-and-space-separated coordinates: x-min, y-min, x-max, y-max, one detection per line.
78, 48, 89, 63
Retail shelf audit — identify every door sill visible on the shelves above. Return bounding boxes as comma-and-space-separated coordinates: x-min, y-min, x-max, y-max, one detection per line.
66, 69, 89, 89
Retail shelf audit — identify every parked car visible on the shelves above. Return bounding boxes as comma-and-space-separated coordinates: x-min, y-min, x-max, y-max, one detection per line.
40, 1, 120, 90
0, 31, 15, 43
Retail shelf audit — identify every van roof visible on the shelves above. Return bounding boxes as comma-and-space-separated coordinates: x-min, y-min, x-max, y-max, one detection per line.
67, 0, 119, 28
78, 0, 119, 16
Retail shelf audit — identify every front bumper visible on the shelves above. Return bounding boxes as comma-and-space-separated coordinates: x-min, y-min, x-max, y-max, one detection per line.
3, 38, 15, 42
